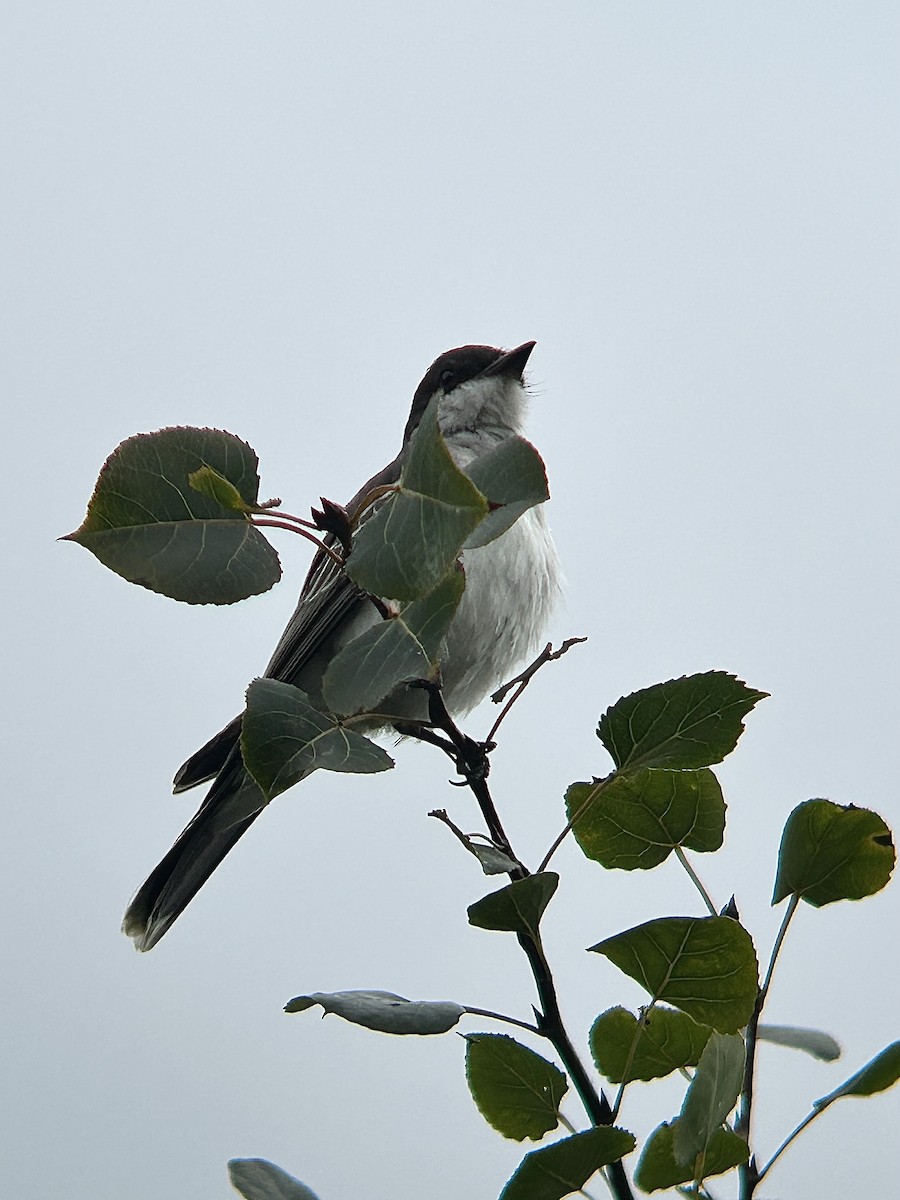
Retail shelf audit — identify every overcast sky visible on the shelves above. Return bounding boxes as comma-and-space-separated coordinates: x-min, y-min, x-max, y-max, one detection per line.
4, 3, 899, 1198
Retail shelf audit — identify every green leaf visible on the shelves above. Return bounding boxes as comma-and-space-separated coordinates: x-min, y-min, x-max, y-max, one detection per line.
673, 1032, 745, 1166
500, 1128, 636, 1200
590, 916, 759, 1033
465, 1034, 567, 1141
589, 1006, 712, 1084
813, 1042, 900, 1109
188, 464, 253, 512
772, 798, 895, 906
634, 1123, 748, 1192
462, 435, 549, 548
597, 672, 767, 771
228, 1158, 320, 1200
283, 990, 465, 1035
322, 569, 465, 715
467, 873, 559, 940
241, 679, 393, 801
756, 1023, 841, 1062
567, 768, 725, 870
64, 426, 281, 604
345, 398, 488, 600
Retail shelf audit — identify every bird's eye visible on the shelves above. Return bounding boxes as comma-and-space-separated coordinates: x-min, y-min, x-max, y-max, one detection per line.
440, 368, 457, 390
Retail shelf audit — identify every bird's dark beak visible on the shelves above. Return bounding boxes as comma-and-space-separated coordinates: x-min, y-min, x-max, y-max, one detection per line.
481, 340, 537, 380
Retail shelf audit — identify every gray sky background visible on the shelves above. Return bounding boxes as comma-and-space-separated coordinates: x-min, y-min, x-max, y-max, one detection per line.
4, 3, 899, 1198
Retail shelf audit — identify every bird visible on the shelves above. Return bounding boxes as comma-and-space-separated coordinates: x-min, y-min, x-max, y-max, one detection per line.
123, 341, 560, 950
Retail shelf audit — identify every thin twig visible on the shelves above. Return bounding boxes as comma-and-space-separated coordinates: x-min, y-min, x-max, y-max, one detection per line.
392, 721, 456, 756
429, 807, 478, 850
429, 809, 521, 878
486, 637, 587, 743
427, 808, 507, 857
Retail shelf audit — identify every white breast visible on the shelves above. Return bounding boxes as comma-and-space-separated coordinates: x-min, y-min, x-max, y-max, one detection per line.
440, 503, 561, 715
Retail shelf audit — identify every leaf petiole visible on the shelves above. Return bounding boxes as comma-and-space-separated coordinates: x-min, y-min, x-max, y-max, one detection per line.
674, 847, 718, 916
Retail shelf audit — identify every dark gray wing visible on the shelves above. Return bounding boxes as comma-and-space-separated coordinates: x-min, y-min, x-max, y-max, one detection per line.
125, 452, 406, 949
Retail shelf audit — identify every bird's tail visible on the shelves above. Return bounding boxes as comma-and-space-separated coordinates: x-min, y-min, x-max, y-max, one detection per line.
122, 748, 267, 951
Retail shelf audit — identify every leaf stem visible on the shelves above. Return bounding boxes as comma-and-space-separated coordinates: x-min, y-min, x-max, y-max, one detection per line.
558, 1110, 578, 1135
251, 517, 345, 566
673, 847, 717, 916
255, 507, 318, 529
610, 1003, 658, 1123
537, 774, 614, 873
754, 1107, 819, 1183
760, 894, 800, 1000
462, 1006, 541, 1035
736, 893, 800, 1199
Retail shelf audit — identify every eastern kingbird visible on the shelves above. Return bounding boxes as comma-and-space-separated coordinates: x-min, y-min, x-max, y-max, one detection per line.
123, 341, 560, 949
